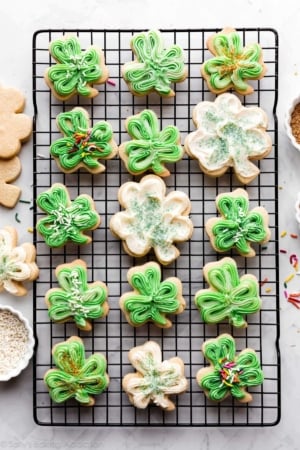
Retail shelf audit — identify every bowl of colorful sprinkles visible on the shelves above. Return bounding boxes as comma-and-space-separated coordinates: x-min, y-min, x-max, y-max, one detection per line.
286, 94, 300, 152
0, 305, 35, 381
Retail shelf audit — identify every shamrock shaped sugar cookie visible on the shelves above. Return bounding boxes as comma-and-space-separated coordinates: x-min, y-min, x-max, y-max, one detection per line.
45, 35, 109, 101
195, 257, 261, 328
201, 27, 267, 95
120, 261, 185, 328
0, 84, 32, 159
184, 93, 272, 184
110, 175, 193, 265
36, 183, 100, 248
50, 107, 117, 174
45, 259, 109, 331
196, 334, 264, 403
205, 188, 271, 257
0, 226, 39, 296
122, 30, 187, 97
119, 109, 184, 177
44, 336, 109, 405
123, 341, 188, 410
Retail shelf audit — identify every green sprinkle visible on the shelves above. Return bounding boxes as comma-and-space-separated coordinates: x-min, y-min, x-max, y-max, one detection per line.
15, 213, 21, 223
19, 199, 31, 204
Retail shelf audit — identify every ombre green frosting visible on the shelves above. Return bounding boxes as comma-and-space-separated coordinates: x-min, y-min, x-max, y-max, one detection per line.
195, 257, 261, 328
198, 334, 264, 402
121, 262, 183, 327
50, 108, 116, 173
121, 109, 183, 175
123, 30, 187, 96
203, 29, 264, 93
47, 261, 108, 330
44, 337, 109, 405
47, 35, 105, 98
209, 190, 269, 255
36, 183, 100, 247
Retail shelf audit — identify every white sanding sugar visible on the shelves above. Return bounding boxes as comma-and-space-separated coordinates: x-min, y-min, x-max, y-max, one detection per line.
0, 310, 30, 375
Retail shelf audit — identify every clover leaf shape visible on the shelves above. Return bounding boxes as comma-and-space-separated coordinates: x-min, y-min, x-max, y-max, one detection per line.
205, 188, 270, 257
110, 175, 193, 265
123, 341, 188, 410
122, 30, 187, 97
196, 334, 264, 403
44, 336, 109, 405
46, 259, 108, 331
120, 261, 185, 328
0, 226, 39, 296
195, 257, 261, 328
50, 107, 117, 174
201, 27, 266, 95
119, 109, 184, 177
36, 183, 100, 247
45, 35, 108, 100
184, 93, 272, 184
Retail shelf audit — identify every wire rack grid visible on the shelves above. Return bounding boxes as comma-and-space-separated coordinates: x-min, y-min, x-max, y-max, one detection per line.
32, 28, 280, 427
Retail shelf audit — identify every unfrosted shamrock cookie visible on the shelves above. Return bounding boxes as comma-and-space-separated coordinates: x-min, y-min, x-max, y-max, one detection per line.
120, 261, 185, 328
0, 84, 32, 159
0, 226, 39, 296
36, 183, 100, 247
184, 93, 272, 184
119, 109, 184, 177
44, 336, 109, 406
195, 257, 261, 328
123, 341, 188, 410
205, 188, 271, 257
196, 334, 264, 403
122, 30, 187, 97
0, 157, 22, 208
50, 107, 117, 174
44, 35, 109, 101
201, 27, 267, 95
45, 259, 109, 331
110, 175, 193, 265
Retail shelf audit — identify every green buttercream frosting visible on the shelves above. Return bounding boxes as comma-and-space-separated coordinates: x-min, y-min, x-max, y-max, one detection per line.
44, 337, 109, 405
36, 183, 100, 247
46, 260, 108, 330
195, 257, 261, 328
120, 109, 183, 176
50, 108, 116, 173
123, 30, 187, 96
121, 262, 184, 327
197, 334, 264, 402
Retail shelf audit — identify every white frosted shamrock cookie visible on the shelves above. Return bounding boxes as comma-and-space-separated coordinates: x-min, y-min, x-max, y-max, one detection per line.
122, 30, 187, 97
122, 341, 188, 410
0, 226, 39, 296
109, 175, 193, 265
184, 93, 272, 184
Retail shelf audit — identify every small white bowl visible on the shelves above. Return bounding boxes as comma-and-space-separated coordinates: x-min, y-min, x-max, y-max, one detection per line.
286, 94, 300, 152
0, 305, 35, 381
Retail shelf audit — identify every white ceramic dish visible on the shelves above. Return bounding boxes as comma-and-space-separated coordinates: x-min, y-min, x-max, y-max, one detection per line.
285, 94, 300, 152
0, 305, 35, 381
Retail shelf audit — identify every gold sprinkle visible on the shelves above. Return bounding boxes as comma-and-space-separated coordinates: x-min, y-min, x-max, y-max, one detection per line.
284, 273, 295, 283
27, 227, 34, 233
280, 230, 287, 237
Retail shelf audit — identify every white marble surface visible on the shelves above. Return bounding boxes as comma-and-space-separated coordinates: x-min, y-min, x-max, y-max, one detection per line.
0, 0, 300, 448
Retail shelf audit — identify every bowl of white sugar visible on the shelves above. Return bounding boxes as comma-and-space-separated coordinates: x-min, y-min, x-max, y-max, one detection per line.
0, 305, 35, 381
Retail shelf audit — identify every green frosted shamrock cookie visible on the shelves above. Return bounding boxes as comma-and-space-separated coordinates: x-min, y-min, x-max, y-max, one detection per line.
205, 188, 271, 257
195, 257, 261, 328
122, 30, 187, 97
50, 107, 117, 174
45, 35, 109, 100
120, 261, 185, 328
36, 183, 100, 248
44, 336, 109, 405
196, 334, 264, 403
119, 109, 184, 177
45, 259, 109, 331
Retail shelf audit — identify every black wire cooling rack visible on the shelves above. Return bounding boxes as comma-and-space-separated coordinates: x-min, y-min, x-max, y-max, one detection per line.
32, 28, 280, 426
